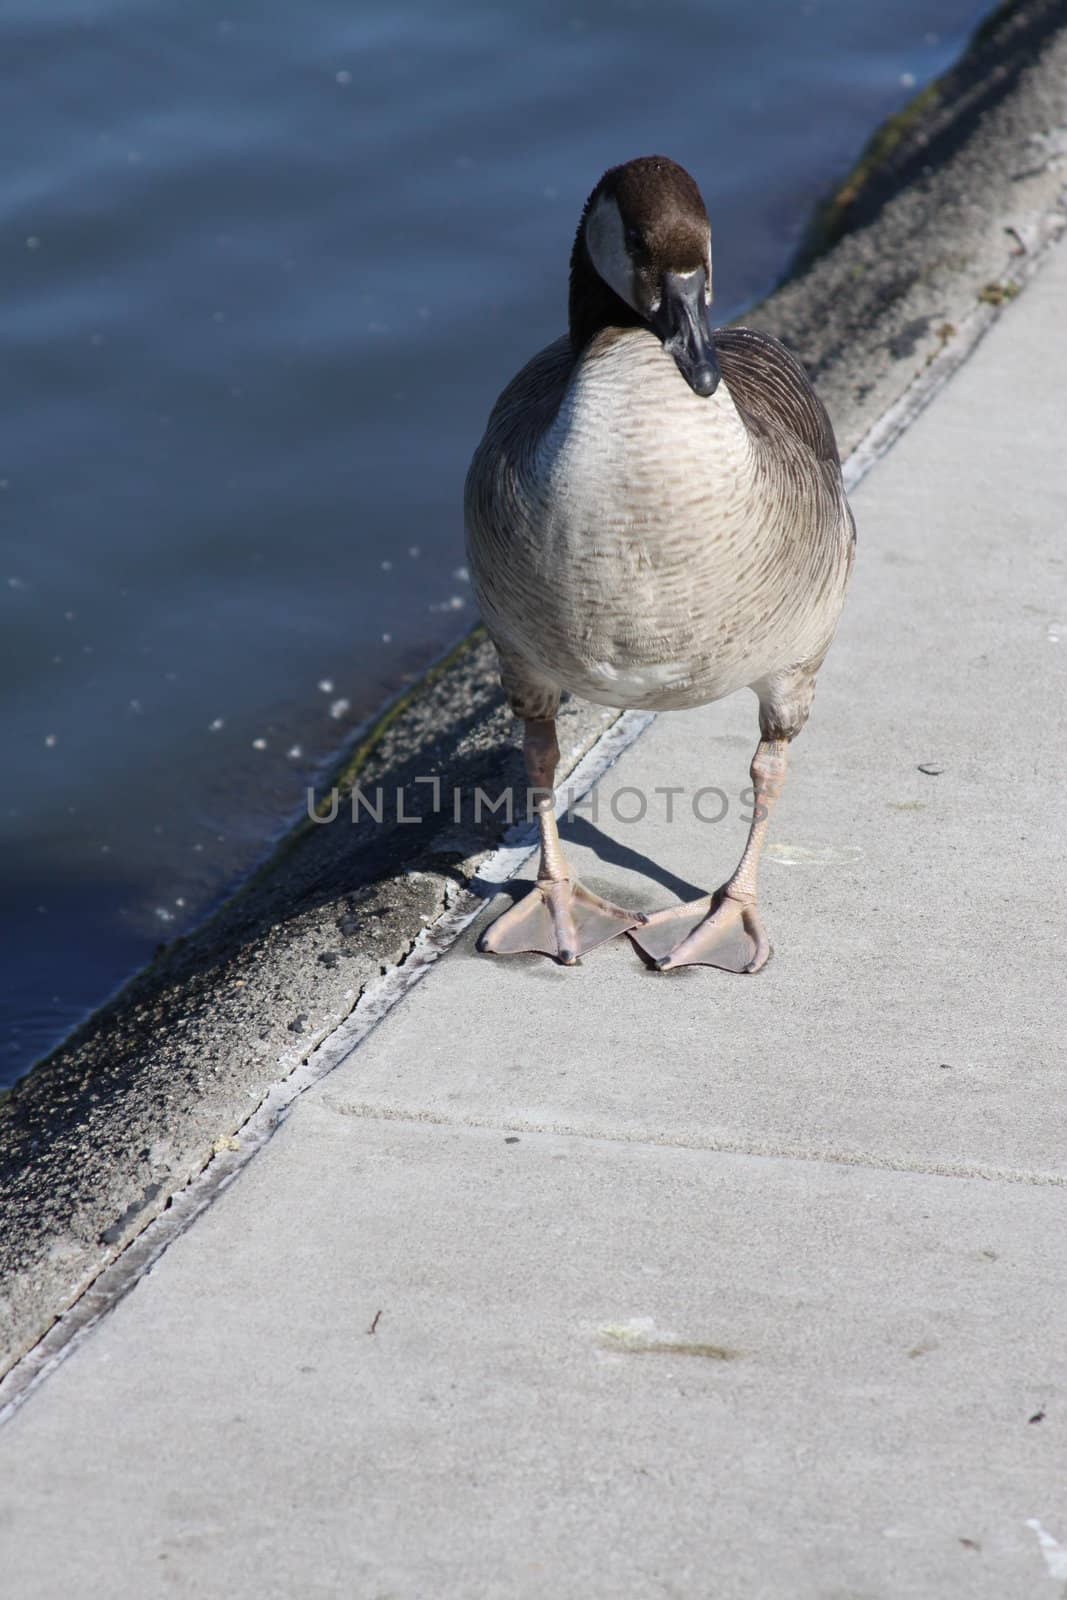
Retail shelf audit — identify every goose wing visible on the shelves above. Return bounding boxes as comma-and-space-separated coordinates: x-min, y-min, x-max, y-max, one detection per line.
713, 326, 839, 466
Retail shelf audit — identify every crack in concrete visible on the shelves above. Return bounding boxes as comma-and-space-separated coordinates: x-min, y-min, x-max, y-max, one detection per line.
322, 1102, 1067, 1189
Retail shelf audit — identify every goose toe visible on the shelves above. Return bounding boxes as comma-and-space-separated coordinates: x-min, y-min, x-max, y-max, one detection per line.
630, 890, 771, 974
477, 878, 639, 965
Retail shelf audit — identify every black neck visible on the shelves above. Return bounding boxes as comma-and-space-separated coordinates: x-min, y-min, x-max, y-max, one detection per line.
568, 232, 643, 353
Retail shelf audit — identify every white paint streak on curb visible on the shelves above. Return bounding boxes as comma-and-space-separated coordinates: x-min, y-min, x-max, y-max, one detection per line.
1026, 1518, 1067, 1585
766, 842, 865, 867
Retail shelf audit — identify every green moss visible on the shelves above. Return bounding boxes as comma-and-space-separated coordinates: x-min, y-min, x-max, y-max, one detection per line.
789, 0, 1041, 272
798, 81, 942, 265
599, 1325, 739, 1360
977, 281, 1019, 305
323, 625, 486, 806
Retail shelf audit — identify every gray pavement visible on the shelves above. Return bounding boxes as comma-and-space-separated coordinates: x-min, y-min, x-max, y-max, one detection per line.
2, 237, 1067, 1598
8, 13, 1067, 1380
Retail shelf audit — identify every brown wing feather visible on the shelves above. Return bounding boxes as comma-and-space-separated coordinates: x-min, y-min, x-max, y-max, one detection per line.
713, 326, 839, 466
477, 334, 575, 443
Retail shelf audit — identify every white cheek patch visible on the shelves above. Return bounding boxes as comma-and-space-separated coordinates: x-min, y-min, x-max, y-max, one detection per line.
584, 195, 638, 313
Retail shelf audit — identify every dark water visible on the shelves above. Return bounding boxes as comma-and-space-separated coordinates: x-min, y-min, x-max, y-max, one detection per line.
1, 0, 994, 1086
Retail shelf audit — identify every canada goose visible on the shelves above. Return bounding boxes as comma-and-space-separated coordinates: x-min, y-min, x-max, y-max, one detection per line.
465, 155, 854, 971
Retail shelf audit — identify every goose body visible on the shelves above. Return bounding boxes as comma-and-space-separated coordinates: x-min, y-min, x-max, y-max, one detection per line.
466, 323, 852, 719
464, 155, 855, 973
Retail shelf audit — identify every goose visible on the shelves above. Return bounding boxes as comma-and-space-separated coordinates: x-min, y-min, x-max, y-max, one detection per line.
464, 155, 854, 972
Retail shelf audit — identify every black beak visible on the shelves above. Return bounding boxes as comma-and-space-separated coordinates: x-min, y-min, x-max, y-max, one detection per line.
650, 268, 720, 397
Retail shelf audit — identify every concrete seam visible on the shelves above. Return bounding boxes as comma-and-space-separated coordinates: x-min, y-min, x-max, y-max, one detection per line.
321, 1102, 1067, 1189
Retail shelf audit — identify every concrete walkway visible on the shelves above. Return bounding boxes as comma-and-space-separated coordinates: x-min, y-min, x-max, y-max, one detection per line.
3, 240, 1067, 1599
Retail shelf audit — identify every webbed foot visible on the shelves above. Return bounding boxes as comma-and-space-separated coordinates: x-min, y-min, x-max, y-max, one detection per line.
477, 878, 641, 966
629, 889, 771, 974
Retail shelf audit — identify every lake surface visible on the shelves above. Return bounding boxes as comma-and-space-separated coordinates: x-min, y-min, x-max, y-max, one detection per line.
1, 0, 994, 1087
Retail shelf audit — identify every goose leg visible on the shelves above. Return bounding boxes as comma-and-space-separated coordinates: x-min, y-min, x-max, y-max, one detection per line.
477, 717, 640, 965
630, 739, 787, 973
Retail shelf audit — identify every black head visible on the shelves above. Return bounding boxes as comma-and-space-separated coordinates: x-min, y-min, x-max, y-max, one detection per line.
569, 155, 720, 398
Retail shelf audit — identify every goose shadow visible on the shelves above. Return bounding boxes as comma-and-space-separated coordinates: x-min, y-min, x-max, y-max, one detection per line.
469, 812, 705, 910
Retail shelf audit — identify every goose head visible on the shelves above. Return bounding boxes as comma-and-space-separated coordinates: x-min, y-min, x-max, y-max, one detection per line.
569, 155, 720, 398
